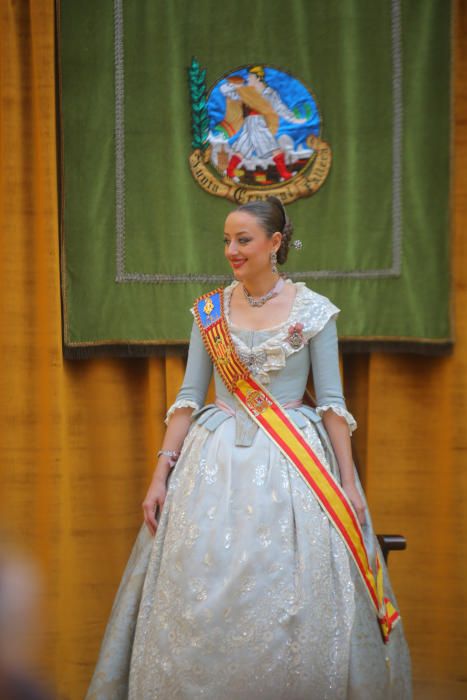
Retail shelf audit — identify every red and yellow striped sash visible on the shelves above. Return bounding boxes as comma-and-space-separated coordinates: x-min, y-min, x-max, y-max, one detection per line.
193, 288, 400, 643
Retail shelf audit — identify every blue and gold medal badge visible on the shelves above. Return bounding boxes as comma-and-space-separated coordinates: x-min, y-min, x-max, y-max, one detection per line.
188, 61, 331, 204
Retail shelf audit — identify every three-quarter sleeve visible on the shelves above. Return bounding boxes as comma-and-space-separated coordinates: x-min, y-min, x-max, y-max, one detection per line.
308, 317, 357, 435
165, 319, 213, 424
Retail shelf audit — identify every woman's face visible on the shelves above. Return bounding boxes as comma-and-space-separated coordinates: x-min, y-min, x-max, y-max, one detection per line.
223, 211, 281, 282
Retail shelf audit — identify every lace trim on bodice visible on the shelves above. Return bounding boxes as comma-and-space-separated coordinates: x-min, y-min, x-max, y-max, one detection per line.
223, 280, 340, 385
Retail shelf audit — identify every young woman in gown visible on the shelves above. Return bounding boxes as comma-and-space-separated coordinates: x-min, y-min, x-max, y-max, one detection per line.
86, 197, 412, 699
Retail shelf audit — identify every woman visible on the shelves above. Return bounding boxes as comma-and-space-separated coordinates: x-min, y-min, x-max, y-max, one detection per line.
86, 197, 412, 699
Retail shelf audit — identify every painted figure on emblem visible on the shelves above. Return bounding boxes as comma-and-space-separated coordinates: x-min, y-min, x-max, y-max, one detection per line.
86, 197, 412, 700
220, 66, 308, 181
191, 61, 330, 200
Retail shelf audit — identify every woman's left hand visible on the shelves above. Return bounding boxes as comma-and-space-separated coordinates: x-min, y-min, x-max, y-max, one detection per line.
342, 481, 366, 526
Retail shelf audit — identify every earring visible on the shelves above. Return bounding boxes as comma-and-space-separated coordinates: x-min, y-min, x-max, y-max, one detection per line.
270, 251, 278, 274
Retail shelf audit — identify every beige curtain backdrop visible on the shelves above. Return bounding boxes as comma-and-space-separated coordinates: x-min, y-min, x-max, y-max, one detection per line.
0, 1, 465, 698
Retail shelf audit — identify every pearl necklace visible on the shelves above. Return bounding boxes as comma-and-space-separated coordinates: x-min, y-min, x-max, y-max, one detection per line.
242, 277, 285, 307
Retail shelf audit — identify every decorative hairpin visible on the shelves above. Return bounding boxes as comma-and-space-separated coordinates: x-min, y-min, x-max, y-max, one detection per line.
291, 240, 303, 250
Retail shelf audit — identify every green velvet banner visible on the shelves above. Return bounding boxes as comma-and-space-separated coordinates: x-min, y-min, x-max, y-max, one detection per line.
58, 0, 452, 355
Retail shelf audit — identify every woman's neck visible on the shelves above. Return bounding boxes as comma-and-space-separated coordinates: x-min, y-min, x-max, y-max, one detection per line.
240, 273, 281, 298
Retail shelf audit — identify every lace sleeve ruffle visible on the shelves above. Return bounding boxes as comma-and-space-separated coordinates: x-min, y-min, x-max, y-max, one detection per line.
315, 404, 358, 435
164, 399, 200, 426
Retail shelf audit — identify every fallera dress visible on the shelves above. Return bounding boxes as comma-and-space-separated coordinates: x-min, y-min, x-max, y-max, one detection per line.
86, 280, 412, 700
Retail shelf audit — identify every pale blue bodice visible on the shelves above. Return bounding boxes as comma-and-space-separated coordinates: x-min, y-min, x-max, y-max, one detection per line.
166, 281, 356, 442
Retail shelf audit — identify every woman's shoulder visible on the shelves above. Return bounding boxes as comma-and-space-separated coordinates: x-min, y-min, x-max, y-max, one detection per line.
279, 281, 340, 346
289, 281, 340, 323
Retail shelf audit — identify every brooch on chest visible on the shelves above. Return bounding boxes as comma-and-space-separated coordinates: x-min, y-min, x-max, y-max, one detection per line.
286, 323, 305, 349
237, 348, 267, 374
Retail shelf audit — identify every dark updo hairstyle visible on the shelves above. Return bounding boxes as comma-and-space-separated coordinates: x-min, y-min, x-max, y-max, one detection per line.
235, 196, 294, 265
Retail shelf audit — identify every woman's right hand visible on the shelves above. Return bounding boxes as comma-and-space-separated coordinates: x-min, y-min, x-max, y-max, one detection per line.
142, 474, 168, 537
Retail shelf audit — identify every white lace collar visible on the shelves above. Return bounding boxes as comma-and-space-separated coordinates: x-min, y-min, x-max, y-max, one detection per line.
222, 279, 340, 384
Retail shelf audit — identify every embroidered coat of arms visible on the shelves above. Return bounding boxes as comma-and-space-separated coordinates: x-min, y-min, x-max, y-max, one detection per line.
188, 61, 332, 204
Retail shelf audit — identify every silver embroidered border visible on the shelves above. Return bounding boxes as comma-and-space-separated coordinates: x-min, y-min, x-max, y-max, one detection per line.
114, 0, 402, 283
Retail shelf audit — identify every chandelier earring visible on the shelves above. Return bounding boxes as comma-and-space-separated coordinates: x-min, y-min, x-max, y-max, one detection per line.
270, 250, 278, 274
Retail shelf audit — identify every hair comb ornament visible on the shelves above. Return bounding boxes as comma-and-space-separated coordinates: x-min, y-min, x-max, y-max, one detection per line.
291, 240, 303, 250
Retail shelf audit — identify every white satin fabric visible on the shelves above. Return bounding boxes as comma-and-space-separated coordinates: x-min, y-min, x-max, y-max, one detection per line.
86, 419, 411, 699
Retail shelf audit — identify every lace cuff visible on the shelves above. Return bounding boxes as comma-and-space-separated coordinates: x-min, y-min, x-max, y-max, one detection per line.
315, 404, 357, 435
165, 399, 200, 425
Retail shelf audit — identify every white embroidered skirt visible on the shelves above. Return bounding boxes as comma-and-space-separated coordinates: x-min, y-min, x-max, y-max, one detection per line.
86, 417, 412, 700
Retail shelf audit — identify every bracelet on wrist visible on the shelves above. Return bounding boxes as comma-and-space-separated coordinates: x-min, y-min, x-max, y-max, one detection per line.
157, 449, 180, 468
